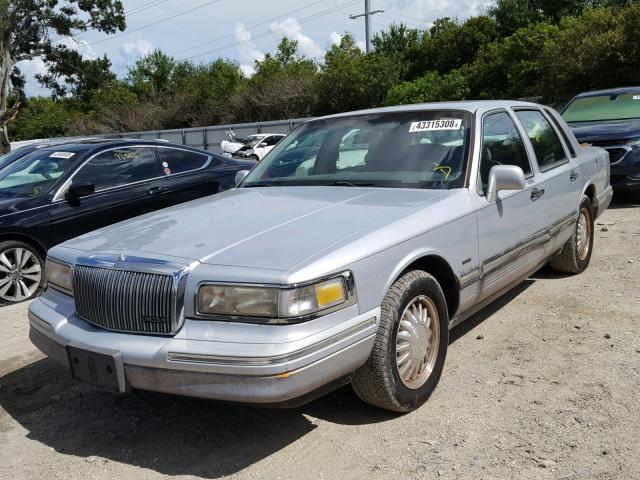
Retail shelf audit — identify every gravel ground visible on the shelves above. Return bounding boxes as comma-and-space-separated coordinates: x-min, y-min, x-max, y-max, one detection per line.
1, 197, 639, 480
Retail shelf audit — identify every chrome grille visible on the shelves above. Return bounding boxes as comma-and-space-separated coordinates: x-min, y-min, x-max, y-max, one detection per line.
74, 265, 175, 334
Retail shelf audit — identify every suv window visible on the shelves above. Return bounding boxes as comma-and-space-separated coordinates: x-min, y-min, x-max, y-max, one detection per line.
262, 136, 281, 147
480, 111, 531, 188
74, 147, 158, 191
157, 148, 209, 175
515, 110, 567, 170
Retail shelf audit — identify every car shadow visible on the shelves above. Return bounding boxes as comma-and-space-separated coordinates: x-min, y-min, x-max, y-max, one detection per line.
449, 279, 535, 344
607, 193, 640, 209
1, 280, 536, 476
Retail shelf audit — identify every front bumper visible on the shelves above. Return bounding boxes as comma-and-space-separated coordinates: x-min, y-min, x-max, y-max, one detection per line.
28, 290, 378, 405
609, 147, 640, 192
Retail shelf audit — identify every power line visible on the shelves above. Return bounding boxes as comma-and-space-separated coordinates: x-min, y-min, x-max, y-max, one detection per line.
171, 0, 328, 55
125, 0, 172, 17
349, 0, 383, 53
182, 0, 361, 61
88, 0, 223, 46
383, 10, 431, 25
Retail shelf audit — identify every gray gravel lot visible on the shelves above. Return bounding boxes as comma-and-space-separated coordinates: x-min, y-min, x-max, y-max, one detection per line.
1, 197, 639, 480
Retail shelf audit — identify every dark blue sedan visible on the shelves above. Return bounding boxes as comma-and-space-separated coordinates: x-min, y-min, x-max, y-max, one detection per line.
0, 138, 254, 303
562, 87, 640, 192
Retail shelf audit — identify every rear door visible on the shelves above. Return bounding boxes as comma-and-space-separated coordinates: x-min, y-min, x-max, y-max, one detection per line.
49, 146, 163, 245
513, 108, 581, 254
155, 146, 225, 207
475, 110, 549, 301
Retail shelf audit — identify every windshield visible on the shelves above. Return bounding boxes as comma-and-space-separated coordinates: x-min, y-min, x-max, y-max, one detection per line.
0, 150, 78, 198
242, 111, 472, 189
563, 93, 640, 122
0, 147, 33, 170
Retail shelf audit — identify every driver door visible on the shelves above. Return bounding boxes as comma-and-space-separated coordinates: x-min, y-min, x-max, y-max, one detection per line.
48, 146, 164, 246
475, 110, 548, 301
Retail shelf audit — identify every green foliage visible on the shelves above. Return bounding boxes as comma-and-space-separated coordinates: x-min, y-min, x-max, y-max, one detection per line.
7, 97, 72, 140
541, 3, 640, 103
386, 70, 470, 106
465, 22, 560, 99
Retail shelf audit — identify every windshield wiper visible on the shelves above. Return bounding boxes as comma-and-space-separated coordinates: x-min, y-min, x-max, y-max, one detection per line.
242, 182, 273, 188
325, 181, 375, 187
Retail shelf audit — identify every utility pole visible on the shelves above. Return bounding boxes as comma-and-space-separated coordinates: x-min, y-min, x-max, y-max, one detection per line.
349, 0, 383, 53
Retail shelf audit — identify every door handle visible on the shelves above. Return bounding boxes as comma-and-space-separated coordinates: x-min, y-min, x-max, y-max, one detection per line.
530, 188, 545, 201
569, 171, 579, 182
148, 186, 163, 195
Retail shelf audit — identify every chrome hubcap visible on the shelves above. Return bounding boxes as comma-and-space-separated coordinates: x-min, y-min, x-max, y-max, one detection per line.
0, 247, 42, 302
395, 295, 440, 389
576, 208, 591, 261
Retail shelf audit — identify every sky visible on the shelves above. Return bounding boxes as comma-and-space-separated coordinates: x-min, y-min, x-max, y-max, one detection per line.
18, 0, 495, 97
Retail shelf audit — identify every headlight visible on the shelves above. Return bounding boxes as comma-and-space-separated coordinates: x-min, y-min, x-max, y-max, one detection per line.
196, 274, 353, 323
627, 138, 640, 149
45, 258, 73, 295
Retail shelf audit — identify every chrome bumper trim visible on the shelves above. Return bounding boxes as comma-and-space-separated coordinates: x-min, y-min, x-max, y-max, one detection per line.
167, 316, 377, 366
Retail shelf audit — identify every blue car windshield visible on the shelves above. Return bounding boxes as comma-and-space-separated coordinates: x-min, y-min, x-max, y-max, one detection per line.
242, 111, 472, 189
563, 93, 640, 122
0, 150, 78, 198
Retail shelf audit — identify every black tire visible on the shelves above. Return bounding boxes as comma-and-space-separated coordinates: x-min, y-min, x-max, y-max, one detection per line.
549, 196, 594, 274
351, 270, 449, 412
0, 240, 45, 305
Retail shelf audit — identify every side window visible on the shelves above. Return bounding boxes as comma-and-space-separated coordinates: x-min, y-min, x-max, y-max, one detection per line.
157, 148, 209, 175
480, 112, 532, 188
73, 147, 158, 191
544, 108, 577, 158
515, 110, 567, 169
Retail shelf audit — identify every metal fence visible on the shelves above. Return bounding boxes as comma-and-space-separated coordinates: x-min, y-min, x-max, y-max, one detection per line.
107, 117, 312, 153
10, 117, 312, 153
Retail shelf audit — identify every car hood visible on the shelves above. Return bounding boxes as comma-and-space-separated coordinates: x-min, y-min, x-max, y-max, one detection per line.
62, 186, 460, 271
568, 118, 640, 143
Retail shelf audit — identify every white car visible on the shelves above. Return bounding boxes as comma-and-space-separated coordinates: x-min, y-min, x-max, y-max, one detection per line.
232, 134, 286, 162
220, 133, 267, 157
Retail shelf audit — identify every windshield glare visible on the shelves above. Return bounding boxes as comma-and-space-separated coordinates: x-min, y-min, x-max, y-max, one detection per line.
563, 93, 640, 122
0, 150, 78, 198
242, 111, 472, 189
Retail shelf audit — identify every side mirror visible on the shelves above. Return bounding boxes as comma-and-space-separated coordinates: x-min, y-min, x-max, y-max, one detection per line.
66, 182, 95, 200
486, 165, 526, 202
235, 170, 250, 186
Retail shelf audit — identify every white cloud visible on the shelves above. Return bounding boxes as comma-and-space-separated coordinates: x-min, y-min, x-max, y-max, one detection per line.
234, 21, 264, 77
269, 18, 325, 59
381, 0, 493, 23
119, 39, 154, 63
55, 36, 98, 60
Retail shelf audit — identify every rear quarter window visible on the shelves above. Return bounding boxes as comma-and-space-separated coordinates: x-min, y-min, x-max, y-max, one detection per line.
157, 148, 210, 175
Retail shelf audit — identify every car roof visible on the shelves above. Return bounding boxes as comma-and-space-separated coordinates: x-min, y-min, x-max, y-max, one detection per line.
317, 100, 544, 120
34, 138, 208, 155
571, 86, 640, 99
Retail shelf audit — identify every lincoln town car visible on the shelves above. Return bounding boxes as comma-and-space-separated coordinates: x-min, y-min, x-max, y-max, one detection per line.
28, 101, 613, 412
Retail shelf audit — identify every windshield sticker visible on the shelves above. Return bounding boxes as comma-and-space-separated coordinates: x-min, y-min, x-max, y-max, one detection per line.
114, 151, 139, 161
49, 151, 75, 159
164, 167, 172, 175
162, 161, 169, 168
410, 119, 462, 132
634, 95, 640, 100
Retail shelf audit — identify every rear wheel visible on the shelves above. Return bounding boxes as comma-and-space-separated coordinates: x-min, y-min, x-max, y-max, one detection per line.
549, 195, 594, 274
0, 241, 45, 304
351, 270, 449, 412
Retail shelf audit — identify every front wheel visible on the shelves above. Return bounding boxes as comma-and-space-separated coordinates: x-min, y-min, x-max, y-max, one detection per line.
549, 195, 594, 274
351, 270, 449, 412
0, 241, 45, 304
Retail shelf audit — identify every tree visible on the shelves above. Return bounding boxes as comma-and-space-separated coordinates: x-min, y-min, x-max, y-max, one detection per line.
7, 97, 71, 140
0, 0, 125, 152
385, 70, 470, 106
315, 34, 402, 115
128, 50, 178, 100
541, 3, 640, 103
406, 16, 499, 79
